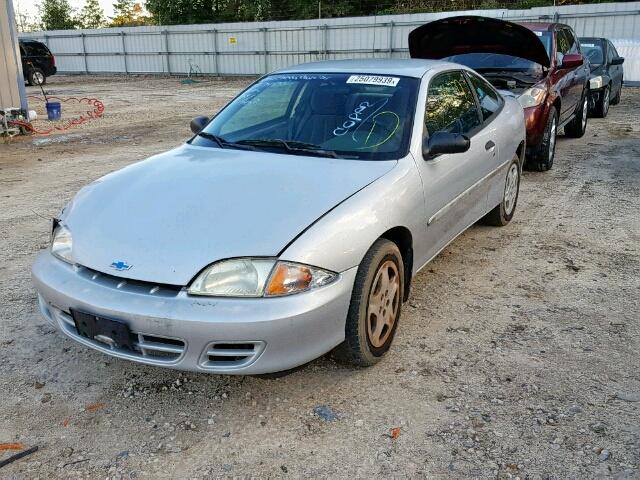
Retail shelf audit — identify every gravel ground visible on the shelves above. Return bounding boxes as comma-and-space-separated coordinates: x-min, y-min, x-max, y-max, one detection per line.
0, 75, 638, 479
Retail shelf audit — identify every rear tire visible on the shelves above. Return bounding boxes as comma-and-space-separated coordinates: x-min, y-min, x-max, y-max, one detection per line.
333, 239, 404, 367
483, 156, 520, 227
565, 90, 588, 138
592, 85, 610, 118
527, 106, 557, 172
27, 68, 46, 86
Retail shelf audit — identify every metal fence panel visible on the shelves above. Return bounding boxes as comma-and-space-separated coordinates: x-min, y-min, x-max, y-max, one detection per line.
19, 1, 640, 82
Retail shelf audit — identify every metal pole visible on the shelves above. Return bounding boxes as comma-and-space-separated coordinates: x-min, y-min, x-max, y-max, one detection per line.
81, 33, 88, 74
262, 28, 268, 74
388, 21, 394, 58
5, 0, 28, 112
120, 32, 128, 74
163, 30, 170, 75
322, 24, 328, 60
212, 29, 219, 76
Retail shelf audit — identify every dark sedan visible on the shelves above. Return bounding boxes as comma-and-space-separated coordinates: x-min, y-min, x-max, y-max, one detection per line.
579, 37, 625, 118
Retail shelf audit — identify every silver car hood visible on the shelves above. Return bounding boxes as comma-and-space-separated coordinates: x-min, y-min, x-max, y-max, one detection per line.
64, 144, 395, 285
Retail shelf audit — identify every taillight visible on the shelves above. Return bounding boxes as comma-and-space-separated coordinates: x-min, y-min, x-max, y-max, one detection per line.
50, 54, 55, 67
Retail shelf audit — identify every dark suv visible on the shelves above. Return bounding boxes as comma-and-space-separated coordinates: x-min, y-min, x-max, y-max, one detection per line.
19, 40, 57, 86
409, 16, 590, 171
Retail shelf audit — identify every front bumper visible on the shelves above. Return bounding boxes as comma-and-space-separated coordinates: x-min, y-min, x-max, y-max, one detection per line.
32, 251, 357, 374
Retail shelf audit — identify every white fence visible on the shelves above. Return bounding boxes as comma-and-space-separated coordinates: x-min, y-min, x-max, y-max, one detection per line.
20, 2, 640, 82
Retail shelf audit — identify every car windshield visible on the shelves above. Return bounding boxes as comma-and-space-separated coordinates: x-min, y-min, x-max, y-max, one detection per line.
580, 40, 604, 65
191, 73, 419, 160
444, 31, 552, 72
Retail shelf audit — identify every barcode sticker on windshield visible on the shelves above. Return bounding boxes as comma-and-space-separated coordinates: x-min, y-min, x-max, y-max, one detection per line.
347, 75, 400, 87
535, 31, 543, 36
581, 43, 596, 47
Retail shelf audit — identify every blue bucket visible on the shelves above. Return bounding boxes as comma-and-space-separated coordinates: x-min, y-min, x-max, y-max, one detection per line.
46, 101, 61, 121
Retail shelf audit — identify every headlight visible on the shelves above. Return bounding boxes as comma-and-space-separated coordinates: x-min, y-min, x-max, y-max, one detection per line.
589, 76, 604, 90
187, 258, 337, 297
51, 223, 73, 264
518, 86, 546, 109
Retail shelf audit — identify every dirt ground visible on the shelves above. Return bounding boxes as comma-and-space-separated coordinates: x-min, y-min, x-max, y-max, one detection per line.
0, 75, 638, 479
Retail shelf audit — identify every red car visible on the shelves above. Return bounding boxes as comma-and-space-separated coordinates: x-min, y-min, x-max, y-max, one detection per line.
409, 16, 590, 171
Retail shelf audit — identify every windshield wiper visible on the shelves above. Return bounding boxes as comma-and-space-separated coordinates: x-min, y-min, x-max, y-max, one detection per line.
236, 139, 337, 158
195, 132, 256, 151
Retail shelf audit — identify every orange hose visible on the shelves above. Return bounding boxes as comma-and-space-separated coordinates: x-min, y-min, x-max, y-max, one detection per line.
8, 95, 104, 135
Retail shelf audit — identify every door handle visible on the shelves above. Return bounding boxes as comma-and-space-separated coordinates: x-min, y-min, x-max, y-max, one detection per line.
485, 140, 496, 152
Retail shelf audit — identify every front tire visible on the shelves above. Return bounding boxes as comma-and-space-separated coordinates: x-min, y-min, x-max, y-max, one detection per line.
333, 239, 404, 367
565, 91, 588, 138
483, 156, 521, 227
592, 85, 610, 118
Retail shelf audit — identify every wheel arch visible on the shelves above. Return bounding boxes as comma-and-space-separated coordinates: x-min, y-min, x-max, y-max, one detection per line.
516, 140, 526, 170
380, 226, 413, 302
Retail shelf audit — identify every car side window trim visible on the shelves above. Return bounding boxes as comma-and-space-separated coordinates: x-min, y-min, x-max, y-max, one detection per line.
423, 69, 484, 140
463, 71, 505, 129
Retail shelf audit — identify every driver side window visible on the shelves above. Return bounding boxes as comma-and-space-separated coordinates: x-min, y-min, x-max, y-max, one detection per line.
556, 30, 570, 64
425, 71, 481, 136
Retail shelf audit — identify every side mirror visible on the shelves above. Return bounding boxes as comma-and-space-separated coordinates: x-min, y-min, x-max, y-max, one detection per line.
611, 56, 625, 66
190, 116, 209, 134
423, 131, 470, 159
561, 53, 584, 69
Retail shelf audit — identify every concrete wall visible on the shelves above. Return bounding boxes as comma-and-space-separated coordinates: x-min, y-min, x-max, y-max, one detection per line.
1, 0, 27, 111
20, 1, 640, 82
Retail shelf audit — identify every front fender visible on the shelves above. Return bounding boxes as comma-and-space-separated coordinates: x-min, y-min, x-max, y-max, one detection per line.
279, 156, 425, 274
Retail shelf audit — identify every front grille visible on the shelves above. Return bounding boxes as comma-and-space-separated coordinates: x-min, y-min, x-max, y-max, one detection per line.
200, 341, 265, 370
53, 308, 186, 363
75, 265, 182, 297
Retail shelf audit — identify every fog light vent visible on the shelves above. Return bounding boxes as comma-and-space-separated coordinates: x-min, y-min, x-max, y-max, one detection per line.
200, 341, 265, 370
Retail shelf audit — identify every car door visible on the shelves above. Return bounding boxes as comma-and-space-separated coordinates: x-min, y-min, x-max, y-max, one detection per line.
608, 41, 624, 95
465, 72, 509, 209
566, 28, 589, 104
553, 29, 578, 122
416, 70, 493, 262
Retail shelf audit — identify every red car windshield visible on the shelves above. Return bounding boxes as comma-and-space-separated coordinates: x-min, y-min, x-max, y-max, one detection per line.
445, 31, 552, 71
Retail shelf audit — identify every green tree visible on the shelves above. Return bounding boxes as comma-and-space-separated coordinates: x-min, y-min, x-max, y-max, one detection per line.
111, 0, 152, 26
78, 0, 106, 28
39, 0, 78, 30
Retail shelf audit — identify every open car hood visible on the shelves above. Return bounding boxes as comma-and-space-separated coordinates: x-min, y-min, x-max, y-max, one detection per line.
408, 15, 551, 68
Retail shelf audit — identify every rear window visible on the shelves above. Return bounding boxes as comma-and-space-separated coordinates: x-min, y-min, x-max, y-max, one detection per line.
22, 42, 50, 56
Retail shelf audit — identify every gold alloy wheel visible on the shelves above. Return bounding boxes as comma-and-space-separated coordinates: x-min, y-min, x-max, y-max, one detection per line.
367, 260, 400, 348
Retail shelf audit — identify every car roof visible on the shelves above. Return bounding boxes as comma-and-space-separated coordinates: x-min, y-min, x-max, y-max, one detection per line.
518, 22, 568, 32
19, 39, 48, 47
274, 59, 454, 78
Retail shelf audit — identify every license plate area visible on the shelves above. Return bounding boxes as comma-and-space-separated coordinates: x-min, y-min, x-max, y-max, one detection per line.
71, 310, 134, 350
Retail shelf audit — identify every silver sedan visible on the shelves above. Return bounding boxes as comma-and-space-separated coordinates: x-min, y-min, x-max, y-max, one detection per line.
32, 59, 526, 374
